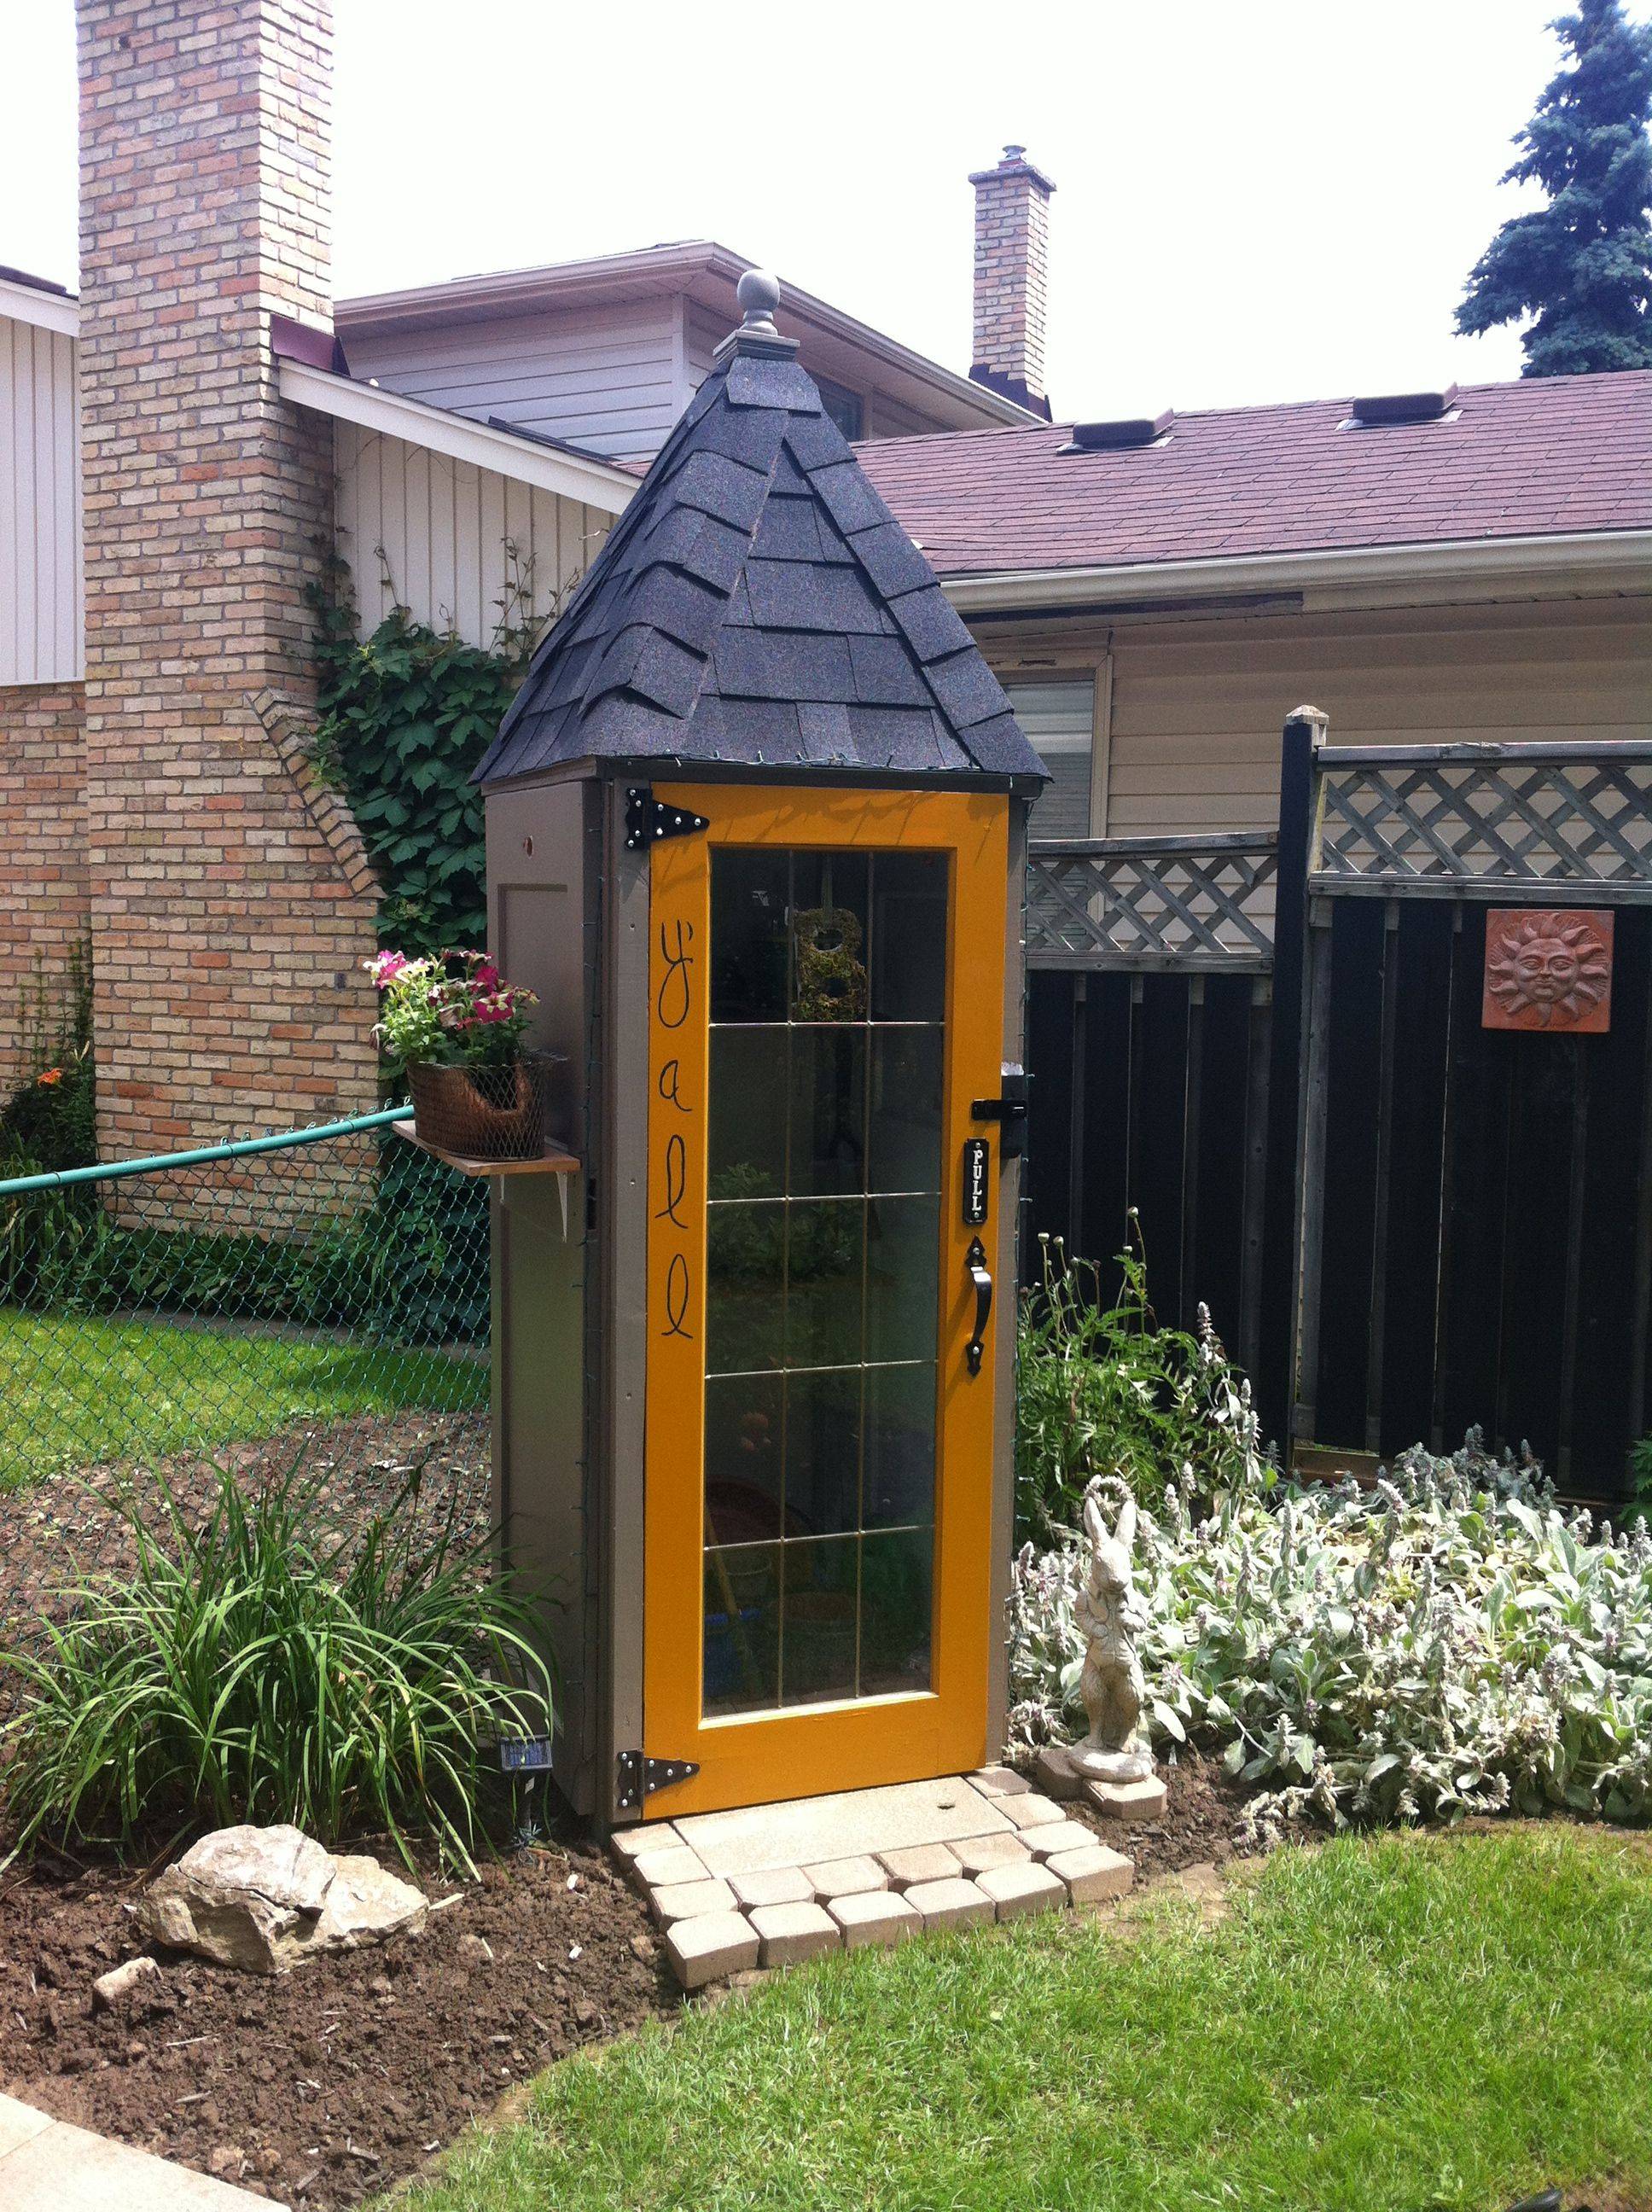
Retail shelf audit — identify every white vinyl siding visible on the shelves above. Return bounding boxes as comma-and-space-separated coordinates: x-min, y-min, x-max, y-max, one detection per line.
0, 313, 82, 684
342, 298, 681, 462
333, 419, 612, 650
1005, 678, 1097, 840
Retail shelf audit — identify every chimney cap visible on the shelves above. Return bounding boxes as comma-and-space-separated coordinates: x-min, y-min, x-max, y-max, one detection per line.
969, 144, 1056, 194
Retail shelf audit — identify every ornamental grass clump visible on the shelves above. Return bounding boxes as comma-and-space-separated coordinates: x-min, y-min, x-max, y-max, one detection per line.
0, 1455, 554, 1870
1009, 1431, 1652, 1840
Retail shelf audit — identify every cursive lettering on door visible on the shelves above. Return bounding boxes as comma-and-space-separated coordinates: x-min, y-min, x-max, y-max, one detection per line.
654, 917, 697, 1341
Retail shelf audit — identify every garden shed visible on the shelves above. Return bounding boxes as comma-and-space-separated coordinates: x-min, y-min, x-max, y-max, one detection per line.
476, 274, 1047, 1826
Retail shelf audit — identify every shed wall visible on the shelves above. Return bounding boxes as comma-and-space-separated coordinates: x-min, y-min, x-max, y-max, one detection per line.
486, 777, 602, 1813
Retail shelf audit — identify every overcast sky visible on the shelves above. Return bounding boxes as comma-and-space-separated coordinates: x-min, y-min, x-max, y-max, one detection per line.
3, 0, 1586, 415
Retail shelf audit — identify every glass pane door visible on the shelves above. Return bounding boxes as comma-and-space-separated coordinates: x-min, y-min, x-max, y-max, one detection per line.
702, 847, 947, 1716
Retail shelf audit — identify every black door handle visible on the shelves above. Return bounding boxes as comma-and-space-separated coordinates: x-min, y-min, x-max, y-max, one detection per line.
965, 1236, 992, 1376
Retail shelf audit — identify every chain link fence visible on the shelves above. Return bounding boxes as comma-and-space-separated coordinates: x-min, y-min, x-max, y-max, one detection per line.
1, 1108, 495, 1713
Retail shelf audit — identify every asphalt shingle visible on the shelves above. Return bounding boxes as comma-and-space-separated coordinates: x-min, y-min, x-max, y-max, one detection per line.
854, 371, 1652, 579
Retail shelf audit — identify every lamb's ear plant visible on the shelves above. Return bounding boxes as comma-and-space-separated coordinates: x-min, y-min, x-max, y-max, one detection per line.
0, 1452, 556, 1872
1009, 1428, 1652, 1842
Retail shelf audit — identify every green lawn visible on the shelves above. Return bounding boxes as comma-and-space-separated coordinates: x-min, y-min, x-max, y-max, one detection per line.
0, 1308, 486, 1487
392, 1827, 1652, 2212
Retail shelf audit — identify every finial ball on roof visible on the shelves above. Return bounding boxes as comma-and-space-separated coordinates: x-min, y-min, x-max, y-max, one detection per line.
737, 267, 782, 332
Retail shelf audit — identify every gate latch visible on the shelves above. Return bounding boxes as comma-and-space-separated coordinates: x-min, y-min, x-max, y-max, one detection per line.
625, 786, 710, 852
615, 1749, 700, 1814
970, 1067, 1030, 1161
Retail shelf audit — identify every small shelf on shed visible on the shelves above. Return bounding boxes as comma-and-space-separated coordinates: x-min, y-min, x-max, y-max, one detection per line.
393, 1120, 579, 1179
393, 1120, 578, 1236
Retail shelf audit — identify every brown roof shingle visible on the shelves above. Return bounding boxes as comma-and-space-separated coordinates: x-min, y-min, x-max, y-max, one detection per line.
855, 371, 1652, 580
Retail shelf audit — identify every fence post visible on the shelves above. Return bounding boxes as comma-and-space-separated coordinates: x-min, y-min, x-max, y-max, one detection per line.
1236, 973, 1272, 1379
1259, 705, 1329, 1453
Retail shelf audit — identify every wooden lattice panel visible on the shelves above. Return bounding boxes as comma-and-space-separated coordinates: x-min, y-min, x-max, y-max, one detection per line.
1026, 834, 1277, 970
1311, 749, 1652, 900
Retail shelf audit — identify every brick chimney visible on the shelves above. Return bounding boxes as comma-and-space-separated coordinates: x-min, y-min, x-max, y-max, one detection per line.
78, 0, 379, 1155
967, 144, 1055, 418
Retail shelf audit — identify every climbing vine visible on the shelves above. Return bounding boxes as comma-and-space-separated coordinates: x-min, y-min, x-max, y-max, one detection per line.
307, 554, 548, 955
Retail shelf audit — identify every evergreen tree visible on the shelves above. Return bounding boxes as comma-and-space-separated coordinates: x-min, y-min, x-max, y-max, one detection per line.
1457, 0, 1652, 375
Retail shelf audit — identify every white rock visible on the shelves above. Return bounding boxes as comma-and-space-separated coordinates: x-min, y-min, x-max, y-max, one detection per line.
91, 1955, 161, 2009
316, 1854, 428, 1951
136, 1823, 428, 1976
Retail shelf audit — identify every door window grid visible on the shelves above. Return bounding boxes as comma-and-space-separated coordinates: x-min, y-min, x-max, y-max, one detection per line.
703, 847, 945, 1714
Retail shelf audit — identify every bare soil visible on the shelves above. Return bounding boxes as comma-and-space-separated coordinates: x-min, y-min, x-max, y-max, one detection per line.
0, 1823, 671, 2205
1061, 1744, 1265, 1882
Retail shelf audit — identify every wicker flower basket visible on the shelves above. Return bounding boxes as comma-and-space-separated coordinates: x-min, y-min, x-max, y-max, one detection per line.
408, 1057, 550, 1161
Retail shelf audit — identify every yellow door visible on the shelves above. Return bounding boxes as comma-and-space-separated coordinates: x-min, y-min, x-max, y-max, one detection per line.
643, 782, 1009, 1818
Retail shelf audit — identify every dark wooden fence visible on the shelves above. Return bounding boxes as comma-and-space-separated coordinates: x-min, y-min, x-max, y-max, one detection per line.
1022, 832, 1277, 1377
1021, 713, 1652, 1504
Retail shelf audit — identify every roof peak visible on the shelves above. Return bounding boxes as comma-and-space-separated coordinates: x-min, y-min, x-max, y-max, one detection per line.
477, 332, 1045, 792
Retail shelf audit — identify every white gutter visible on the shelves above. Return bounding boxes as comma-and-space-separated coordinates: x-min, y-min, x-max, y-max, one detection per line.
939, 528, 1652, 613
277, 359, 638, 515
0, 274, 78, 338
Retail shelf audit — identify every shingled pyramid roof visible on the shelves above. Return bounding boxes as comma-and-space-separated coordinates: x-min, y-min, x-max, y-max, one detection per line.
476, 279, 1046, 790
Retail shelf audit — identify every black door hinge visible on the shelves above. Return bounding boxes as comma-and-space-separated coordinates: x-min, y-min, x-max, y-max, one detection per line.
625, 786, 710, 853
615, 1749, 701, 1814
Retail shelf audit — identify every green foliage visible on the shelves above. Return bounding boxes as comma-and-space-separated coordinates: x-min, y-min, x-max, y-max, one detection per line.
1010, 1432, 1652, 1836
0, 943, 96, 1177
1457, 0, 1652, 374
1014, 1226, 1271, 1536
308, 556, 541, 955
0, 1131, 487, 1346
391, 1828, 1652, 2212
1, 1452, 554, 1868
1630, 1429, 1652, 1525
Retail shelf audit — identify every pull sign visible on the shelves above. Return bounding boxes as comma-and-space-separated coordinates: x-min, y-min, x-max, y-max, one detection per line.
962, 1137, 990, 1226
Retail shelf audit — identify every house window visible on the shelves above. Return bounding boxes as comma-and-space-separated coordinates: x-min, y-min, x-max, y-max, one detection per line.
1003, 679, 1096, 840
816, 377, 864, 441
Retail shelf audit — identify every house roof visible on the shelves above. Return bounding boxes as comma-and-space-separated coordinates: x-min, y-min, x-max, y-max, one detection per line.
338, 241, 1037, 435
476, 283, 1046, 791
855, 371, 1652, 586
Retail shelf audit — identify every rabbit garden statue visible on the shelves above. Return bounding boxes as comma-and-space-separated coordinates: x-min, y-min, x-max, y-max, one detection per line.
1069, 1476, 1155, 1782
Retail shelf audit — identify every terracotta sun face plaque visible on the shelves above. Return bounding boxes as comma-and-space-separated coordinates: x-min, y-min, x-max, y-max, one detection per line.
1482, 907, 1613, 1033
